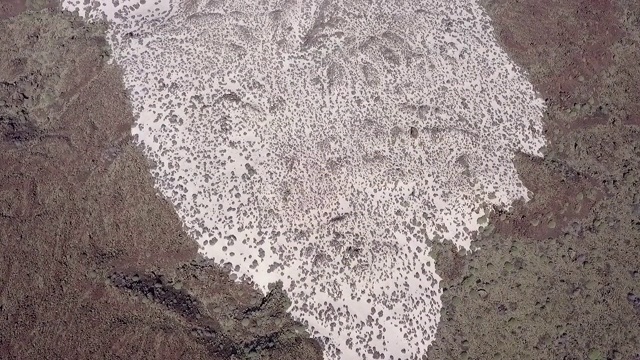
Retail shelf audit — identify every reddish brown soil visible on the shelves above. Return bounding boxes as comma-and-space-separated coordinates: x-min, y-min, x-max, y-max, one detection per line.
0, 0, 26, 19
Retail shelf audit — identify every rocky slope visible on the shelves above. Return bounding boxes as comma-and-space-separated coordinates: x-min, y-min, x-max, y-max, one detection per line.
0, 7, 322, 360
428, 1, 640, 359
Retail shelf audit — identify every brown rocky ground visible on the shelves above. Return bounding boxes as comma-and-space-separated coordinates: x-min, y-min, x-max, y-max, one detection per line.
428, 1, 640, 359
0, 5, 322, 360
2, 1, 639, 360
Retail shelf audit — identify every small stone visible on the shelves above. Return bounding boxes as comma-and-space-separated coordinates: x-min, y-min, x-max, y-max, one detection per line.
577, 254, 587, 265
477, 289, 488, 299
588, 349, 603, 360
574, 202, 583, 213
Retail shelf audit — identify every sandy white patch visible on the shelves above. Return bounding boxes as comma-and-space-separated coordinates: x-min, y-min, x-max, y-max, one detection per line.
61, 0, 545, 358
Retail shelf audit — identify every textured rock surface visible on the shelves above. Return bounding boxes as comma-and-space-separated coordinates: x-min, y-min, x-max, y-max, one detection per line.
59, 1, 547, 358
428, 0, 640, 359
1, 0, 639, 359
0, 7, 322, 360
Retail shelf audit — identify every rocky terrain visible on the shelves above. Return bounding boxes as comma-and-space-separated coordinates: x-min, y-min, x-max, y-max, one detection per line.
0, 4, 322, 360
0, 0, 638, 359
428, 0, 640, 359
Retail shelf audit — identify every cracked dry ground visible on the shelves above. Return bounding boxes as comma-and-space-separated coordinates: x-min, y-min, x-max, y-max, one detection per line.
0, 8, 322, 360
428, 0, 640, 359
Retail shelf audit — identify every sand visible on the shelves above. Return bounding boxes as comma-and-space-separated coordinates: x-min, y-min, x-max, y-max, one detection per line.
0, 5, 322, 360
1, 1, 639, 359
